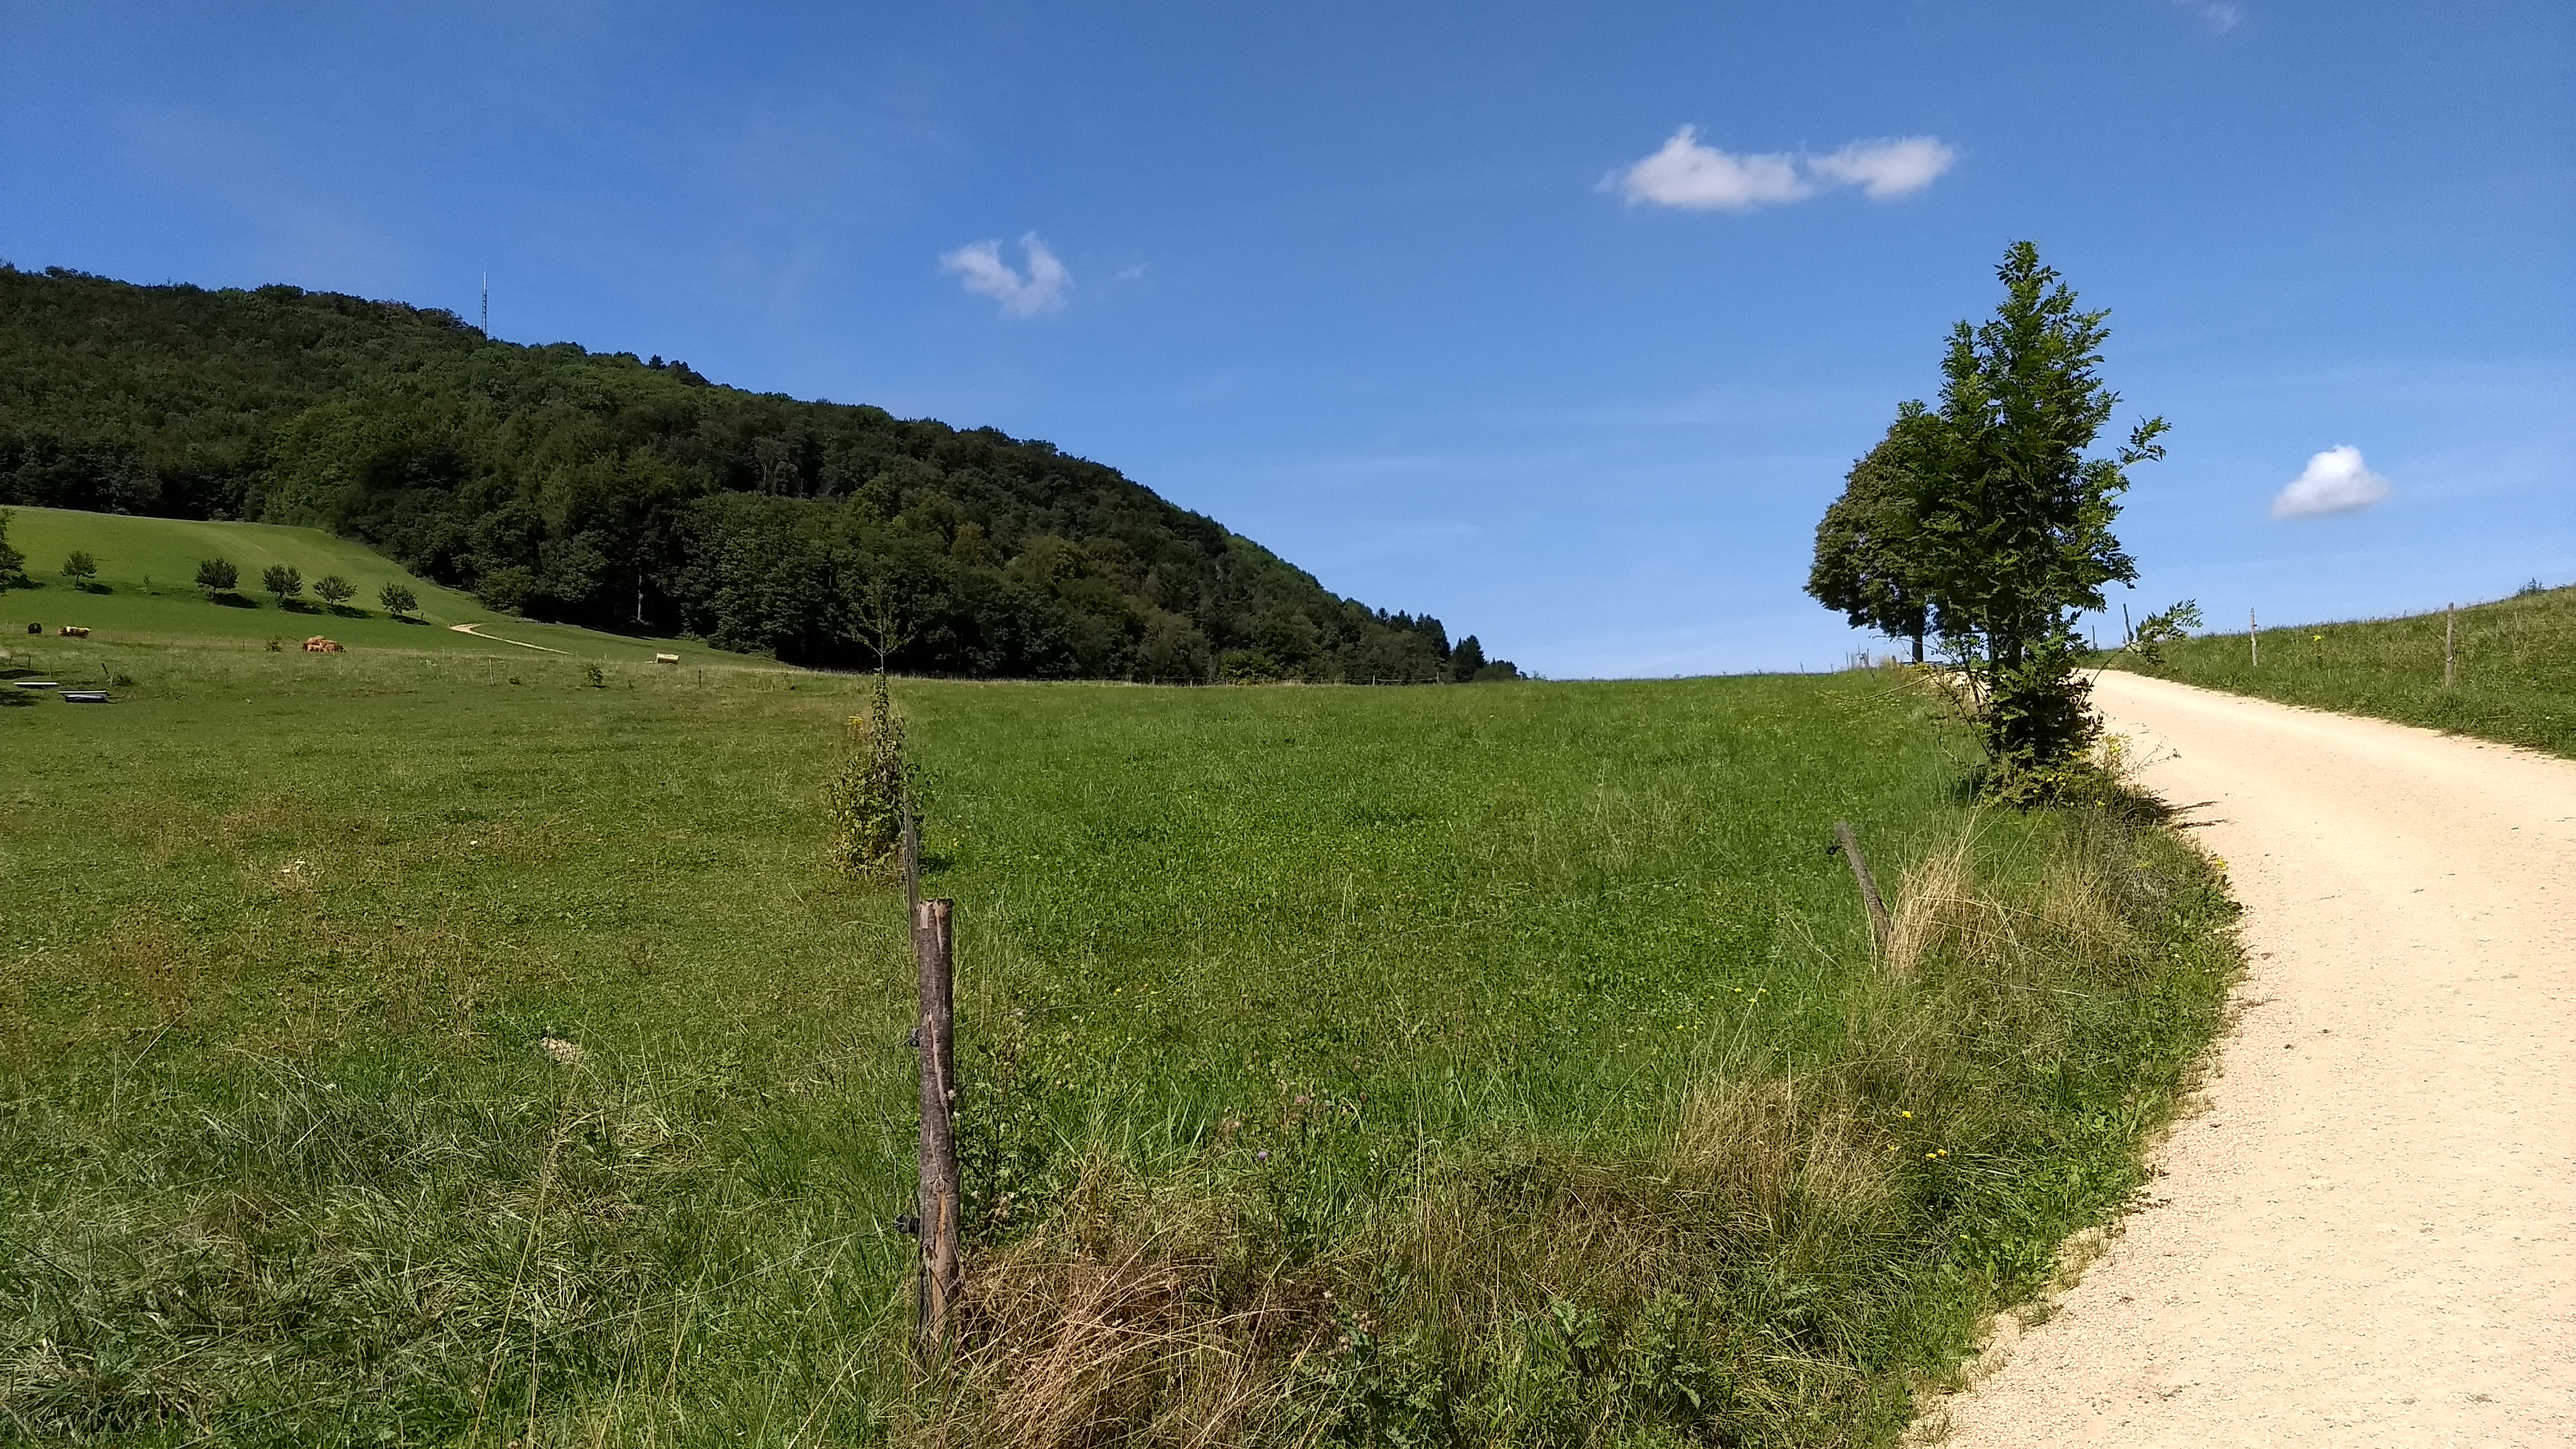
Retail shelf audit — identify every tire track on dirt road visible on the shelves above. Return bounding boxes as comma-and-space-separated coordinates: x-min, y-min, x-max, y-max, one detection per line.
1929, 670, 2576, 1447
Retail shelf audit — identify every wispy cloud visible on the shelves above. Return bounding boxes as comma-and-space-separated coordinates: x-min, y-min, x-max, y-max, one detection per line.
1611, 128, 1955, 212
1806, 137, 1958, 200
2271, 445, 2393, 519
2175, 0, 2242, 34
940, 232, 1070, 317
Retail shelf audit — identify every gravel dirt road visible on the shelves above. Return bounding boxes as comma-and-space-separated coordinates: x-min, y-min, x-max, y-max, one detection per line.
1929, 670, 2576, 1447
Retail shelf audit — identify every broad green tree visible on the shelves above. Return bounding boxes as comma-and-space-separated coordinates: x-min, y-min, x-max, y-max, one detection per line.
262, 563, 304, 605
62, 551, 99, 586
196, 557, 240, 594
314, 574, 356, 608
1895, 241, 2176, 795
379, 581, 418, 618
1807, 405, 1942, 663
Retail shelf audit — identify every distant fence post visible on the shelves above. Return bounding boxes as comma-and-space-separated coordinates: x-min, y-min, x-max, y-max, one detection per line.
1833, 822, 1892, 959
2250, 607, 2258, 668
913, 889, 962, 1355
2444, 603, 2456, 688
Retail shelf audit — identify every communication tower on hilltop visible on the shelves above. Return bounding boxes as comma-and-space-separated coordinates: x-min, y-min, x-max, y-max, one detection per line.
480, 273, 489, 336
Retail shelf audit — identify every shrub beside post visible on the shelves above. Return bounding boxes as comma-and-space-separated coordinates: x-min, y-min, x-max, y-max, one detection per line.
828, 673, 914, 878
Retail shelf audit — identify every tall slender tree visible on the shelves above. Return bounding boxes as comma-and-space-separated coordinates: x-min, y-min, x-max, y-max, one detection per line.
1859, 241, 2179, 797
0, 510, 28, 590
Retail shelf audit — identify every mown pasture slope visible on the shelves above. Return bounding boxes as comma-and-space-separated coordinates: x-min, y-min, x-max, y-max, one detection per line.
0, 636, 2236, 1446
1, 504, 748, 663
2115, 582, 2576, 758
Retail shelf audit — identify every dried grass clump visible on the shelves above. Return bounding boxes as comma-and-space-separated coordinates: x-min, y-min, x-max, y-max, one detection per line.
908, 1154, 1328, 1449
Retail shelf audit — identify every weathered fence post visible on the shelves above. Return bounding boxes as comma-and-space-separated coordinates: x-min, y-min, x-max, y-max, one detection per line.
914, 889, 962, 1354
2250, 607, 2258, 668
1833, 822, 1892, 958
2444, 602, 2456, 688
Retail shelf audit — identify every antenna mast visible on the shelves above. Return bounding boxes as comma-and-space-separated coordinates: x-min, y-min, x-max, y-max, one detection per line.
480, 272, 489, 336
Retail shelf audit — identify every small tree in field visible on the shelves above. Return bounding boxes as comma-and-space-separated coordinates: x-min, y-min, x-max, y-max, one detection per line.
1852, 241, 2191, 800
827, 672, 915, 879
196, 558, 240, 594
379, 582, 418, 618
262, 564, 304, 606
315, 574, 356, 609
63, 551, 100, 588
0, 511, 28, 590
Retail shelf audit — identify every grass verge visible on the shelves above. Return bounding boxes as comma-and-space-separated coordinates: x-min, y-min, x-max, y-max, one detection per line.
2117, 581, 2576, 757
0, 641, 2235, 1445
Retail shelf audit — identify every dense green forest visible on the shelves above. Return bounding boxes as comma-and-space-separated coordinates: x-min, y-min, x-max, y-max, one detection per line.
0, 264, 1513, 682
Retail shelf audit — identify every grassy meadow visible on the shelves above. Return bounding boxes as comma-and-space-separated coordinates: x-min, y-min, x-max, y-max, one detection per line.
1, 505, 745, 663
1, 624, 2237, 1445
2119, 581, 2576, 757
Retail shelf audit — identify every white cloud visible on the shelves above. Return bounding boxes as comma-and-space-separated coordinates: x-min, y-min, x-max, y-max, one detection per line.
2270, 445, 2393, 519
1806, 137, 1958, 199
1614, 127, 1810, 211
940, 233, 1070, 318
1612, 128, 1955, 211
2177, 1, 2242, 34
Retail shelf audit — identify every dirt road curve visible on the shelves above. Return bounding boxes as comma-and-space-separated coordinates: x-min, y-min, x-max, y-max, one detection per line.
1932, 670, 2576, 1447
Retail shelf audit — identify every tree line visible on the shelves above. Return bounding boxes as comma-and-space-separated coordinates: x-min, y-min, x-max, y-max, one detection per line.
0, 266, 1516, 683
1807, 242, 2195, 799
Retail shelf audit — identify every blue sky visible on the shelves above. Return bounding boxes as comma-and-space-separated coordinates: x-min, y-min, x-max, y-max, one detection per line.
4, 1, 2570, 676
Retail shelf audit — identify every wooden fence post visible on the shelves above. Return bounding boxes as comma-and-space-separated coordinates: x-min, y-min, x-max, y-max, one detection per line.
914, 891, 962, 1354
2250, 607, 2258, 668
2445, 602, 2456, 688
1834, 822, 1892, 958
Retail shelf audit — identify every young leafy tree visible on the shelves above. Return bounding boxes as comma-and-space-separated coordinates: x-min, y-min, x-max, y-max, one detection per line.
1807, 404, 1942, 663
195, 557, 240, 594
1900, 241, 2174, 796
0, 510, 29, 590
314, 574, 356, 608
379, 581, 418, 618
262, 563, 304, 606
827, 672, 915, 879
62, 551, 100, 587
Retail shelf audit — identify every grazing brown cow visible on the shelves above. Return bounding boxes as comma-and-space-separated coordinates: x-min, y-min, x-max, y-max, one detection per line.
58, 626, 90, 638
302, 636, 344, 653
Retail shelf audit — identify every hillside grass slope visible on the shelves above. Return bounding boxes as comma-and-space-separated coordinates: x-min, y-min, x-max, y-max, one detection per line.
1, 638, 2235, 1446
2115, 582, 2576, 758
1, 505, 753, 663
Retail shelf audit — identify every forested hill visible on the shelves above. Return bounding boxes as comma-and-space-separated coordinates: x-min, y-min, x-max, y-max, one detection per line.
0, 264, 1515, 682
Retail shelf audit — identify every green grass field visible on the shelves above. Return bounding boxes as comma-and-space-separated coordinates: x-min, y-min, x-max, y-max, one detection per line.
1, 627, 2237, 1446
2117, 582, 2576, 758
0, 505, 749, 664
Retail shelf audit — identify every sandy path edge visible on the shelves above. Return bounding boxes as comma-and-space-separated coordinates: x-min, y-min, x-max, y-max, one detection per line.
1920, 670, 2576, 1447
